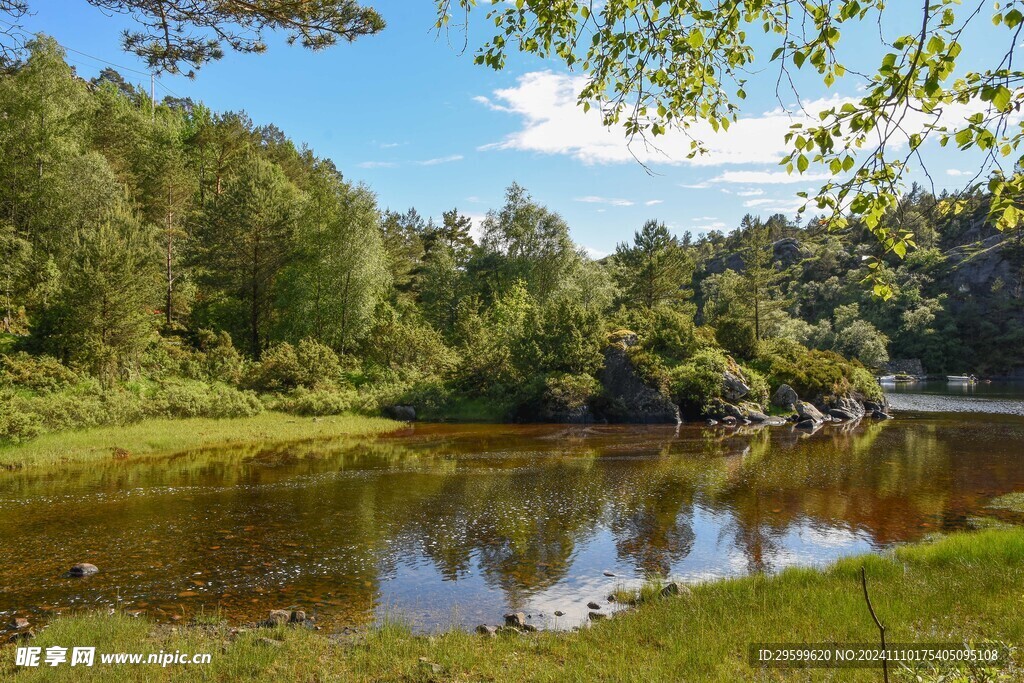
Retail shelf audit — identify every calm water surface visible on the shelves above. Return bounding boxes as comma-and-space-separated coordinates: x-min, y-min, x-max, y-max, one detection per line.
2, 410, 1024, 631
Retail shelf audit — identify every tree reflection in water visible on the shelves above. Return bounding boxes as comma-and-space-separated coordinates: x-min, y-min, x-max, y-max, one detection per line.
2, 416, 1024, 629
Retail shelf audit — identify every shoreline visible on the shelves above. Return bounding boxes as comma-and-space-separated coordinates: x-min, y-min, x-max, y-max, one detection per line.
0, 413, 401, 470
2, 528, 1022, 681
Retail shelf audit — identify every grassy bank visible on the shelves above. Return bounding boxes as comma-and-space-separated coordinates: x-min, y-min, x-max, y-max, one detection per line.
3, 529, 1022, 681
0, 412, 401, 470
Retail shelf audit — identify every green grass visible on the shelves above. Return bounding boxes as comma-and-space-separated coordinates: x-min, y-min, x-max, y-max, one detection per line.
3, 529, 1023, 681
0, 412, 400, 469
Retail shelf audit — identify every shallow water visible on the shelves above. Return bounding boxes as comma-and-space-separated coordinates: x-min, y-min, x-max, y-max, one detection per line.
885, 381, 1024, 415
2, 414, 1024, 632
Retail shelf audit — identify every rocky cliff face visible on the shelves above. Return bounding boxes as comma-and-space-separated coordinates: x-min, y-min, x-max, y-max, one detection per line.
945, 233, 1021, 310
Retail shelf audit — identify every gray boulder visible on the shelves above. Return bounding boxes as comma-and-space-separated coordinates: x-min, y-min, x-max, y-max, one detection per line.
771, 384, 799, 408
69, 563, 98, 577
795, 401, 827, 423
722, 371, 750, 402
504, 612, 527, 629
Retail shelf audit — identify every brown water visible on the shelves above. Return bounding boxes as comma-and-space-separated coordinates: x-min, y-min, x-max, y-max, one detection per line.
2, 414, 1024, 632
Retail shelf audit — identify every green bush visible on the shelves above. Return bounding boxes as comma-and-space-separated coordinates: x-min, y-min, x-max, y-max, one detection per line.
244, 339, 343, 392
668, 348, 731, 415
274, 386, 356, 416
542, 372, 600, 415
738, 363, 770, 406
195, 329, 245, 384
153, 380, 263, 419
0, 352, 80, 392
754, 340, 884, 403
0, 404, 43, 443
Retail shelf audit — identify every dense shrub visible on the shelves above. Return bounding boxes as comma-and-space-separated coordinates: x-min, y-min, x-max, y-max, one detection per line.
668, 348, 731, 415
738, 363, 770, 406
755, 340, 884, 402
273, 386, 356, 416
244, 339, 343, 392
195, 329, 246, 384
0, 352, 80, 392
153, 380, 263, 419
542, 372, 601, 415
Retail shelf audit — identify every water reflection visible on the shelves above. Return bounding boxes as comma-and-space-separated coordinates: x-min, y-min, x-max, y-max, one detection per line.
1, 416, 1023, 631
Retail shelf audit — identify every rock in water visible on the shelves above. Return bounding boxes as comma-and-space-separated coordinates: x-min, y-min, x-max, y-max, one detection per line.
772, 384, 799, 408
69, 563, 98, 577
828, 408, 857, 421
795, 401, 826, 423
476, 624, 497, 637
588, 612, 607, 621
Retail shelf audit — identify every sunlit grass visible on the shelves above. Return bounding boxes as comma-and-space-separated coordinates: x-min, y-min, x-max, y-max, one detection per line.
3, 528, 1022, 681
0, 412, 400, 469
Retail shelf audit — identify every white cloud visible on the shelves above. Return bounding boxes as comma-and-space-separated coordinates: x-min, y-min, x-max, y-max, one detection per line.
585, 246, 609, 259
574, 195, 634, 207
710, 170, 833, 184
379, 142, 402, 149
946, 169, 969, 177
418, 154, 464, 166
645, 199, 664, 206
742, 197, 809, 213
358, 161, 398, 169
680, 181, 711, 189
475, 72, 864, 166
476, 70, 1006, 171
734, 188, 765, 197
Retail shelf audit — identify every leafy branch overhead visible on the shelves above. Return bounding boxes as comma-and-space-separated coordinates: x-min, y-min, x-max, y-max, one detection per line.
0, 0, 385, 75
437, 0, 1024, 297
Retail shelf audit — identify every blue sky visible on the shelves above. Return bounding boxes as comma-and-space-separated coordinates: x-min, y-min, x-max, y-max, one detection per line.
14, 1, 1011, 256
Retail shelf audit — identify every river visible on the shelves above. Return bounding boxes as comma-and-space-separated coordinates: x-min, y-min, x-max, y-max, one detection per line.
2, 388, 1023, 632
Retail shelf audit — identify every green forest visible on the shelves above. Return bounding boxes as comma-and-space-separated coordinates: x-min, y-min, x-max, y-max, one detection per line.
1, 37, 1022, 444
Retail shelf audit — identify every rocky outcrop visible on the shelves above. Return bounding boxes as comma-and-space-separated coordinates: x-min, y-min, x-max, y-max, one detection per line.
599, 338, 681, 424
825, 396, 866, 422
705, 238, 808, 275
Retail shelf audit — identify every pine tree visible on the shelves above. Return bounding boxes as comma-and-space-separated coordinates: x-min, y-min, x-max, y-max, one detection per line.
614, 220, 694, 310
196, 153, 300, 357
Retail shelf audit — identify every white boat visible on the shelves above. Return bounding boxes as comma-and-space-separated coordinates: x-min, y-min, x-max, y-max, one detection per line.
947, 375, 977, 383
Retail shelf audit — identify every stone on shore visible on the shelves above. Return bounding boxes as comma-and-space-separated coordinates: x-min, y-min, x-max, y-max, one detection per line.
69, 563, 98, 577
503, 612, 527, 629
